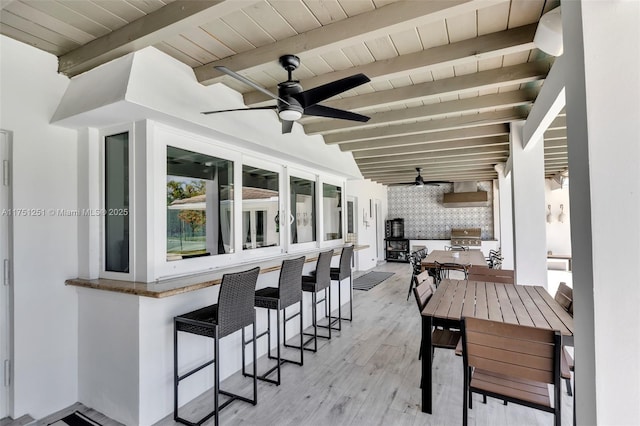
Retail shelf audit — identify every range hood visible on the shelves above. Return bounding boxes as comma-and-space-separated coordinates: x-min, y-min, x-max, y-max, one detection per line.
442, 182, 489, 208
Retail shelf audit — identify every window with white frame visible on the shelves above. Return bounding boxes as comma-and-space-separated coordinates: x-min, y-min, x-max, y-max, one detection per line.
322, 183, 343, 241
242, 165, 280, 250
166, 146, 234, 261
104, 132, 130, 273
290, 175, 316, 244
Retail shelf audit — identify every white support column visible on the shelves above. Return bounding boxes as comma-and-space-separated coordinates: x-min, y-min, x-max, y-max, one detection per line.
509, 121, 547, 287
494, 163, 513, 270
77, 128, 100, 279
563, 2, 640, 425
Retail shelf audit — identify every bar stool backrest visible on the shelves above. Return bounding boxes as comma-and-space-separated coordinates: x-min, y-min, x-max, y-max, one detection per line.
336, 245, 354, 280
278, 256, 306, 309
314, 250, 333, 291
218, 266, 260, 338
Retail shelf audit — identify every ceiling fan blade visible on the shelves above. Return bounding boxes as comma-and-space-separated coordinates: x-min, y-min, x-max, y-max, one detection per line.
304, 104, 370, 122
297, 73, 370, 107
282, 120, 294, 134
201, 106, 276, 115
215, 66, 290, 105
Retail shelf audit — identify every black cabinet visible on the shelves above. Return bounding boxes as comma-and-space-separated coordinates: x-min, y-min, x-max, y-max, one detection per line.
385, 238, 410, 262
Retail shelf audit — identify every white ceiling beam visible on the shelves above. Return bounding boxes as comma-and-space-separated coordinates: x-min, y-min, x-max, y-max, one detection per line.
58, 0, 252, 77
362, 159, 507, 176
546, 142, 566, 149
376, 171, 498, 183
326, 108, 526, 144
339, 124, 508, 152
356, 145, 509, 165
304, 90, 534, 135
522, 55, 567, 148
548, 115, 567, 129
194, 0, 507, 85
352, 136, 509, 159
357, 153, 509, 171
544, 128, 567, 140
368, 168, 498, 182
318, 59, 550, 113
244, 23, 537, 106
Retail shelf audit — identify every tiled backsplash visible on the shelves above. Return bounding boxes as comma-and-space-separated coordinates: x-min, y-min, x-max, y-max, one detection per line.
387, 182, 494, 240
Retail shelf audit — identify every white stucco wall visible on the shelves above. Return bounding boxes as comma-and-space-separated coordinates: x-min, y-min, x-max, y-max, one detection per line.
346, 179, 388, 271
545, 179, 571, 256
0, 36, 79, 418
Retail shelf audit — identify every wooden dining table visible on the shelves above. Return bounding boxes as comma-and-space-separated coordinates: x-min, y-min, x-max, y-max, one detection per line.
421, 249, 488, 270
420, 279, 575, 414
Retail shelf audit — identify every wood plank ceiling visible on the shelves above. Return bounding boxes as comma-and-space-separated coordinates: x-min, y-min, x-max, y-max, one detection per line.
0, 0, 567, 184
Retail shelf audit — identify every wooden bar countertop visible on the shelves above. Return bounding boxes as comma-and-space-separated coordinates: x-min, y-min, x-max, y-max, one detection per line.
65, 245, 369, 299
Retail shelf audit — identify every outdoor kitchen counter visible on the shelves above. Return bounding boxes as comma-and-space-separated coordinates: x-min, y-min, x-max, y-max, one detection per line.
66, 245, 368, 298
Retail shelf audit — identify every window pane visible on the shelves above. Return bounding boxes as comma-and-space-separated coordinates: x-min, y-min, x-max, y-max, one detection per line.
242, 166, 279, 250
105, 132, 129, 273
166, 146, 233, 261
290, 176, 316, 244
323, 183, 342, 240
347, 200, 355, 234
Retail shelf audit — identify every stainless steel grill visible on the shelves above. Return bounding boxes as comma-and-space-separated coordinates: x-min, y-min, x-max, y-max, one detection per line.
450, 228, 482, 247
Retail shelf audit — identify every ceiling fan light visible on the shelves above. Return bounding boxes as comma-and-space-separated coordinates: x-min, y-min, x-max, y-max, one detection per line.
279, 109, 303, 121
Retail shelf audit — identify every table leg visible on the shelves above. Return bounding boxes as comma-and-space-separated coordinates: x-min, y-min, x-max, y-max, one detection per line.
421, 315, 433, 413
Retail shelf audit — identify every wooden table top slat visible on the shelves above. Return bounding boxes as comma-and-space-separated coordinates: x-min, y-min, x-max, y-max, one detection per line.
528, 286, 573, 335
475, 281, 489, 319
422, 279, 573, 337
462, 281, 477, 318
495, 283, 519, 324
504, 284, 535, 327
534, 286, 575, 334
448, 280, 467, 320
514, 285, 550, 329
485, 282, 503, 321
434, 282, 458, 318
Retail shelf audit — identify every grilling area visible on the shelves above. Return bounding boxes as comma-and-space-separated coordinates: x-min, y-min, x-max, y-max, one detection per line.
450, 228, 482, 248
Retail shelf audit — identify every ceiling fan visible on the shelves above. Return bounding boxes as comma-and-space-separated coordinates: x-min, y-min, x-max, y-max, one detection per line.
389, 168, 451, 187
202, 54, 371, 134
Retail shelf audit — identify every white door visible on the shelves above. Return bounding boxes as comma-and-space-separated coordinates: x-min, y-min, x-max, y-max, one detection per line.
0, 130, 12, 418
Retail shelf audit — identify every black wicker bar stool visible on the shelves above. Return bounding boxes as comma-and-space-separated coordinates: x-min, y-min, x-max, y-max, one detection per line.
243, 256, 305, 385
301, 249, 333, 352
173, 266, 260, 426
328, 244, 355, 330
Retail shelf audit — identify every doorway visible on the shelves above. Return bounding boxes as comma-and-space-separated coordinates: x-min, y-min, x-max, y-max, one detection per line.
0, 130, 12, 419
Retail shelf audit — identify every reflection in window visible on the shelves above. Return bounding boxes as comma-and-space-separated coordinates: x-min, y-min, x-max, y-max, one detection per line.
323, 183, 342, 241
105, 132, 129, 273
290, 176, 316, 244
243, 166, 279, 250
166, 147, 233, 261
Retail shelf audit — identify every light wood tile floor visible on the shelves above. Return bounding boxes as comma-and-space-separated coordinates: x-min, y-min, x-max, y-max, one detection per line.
152, 262, 574, 426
